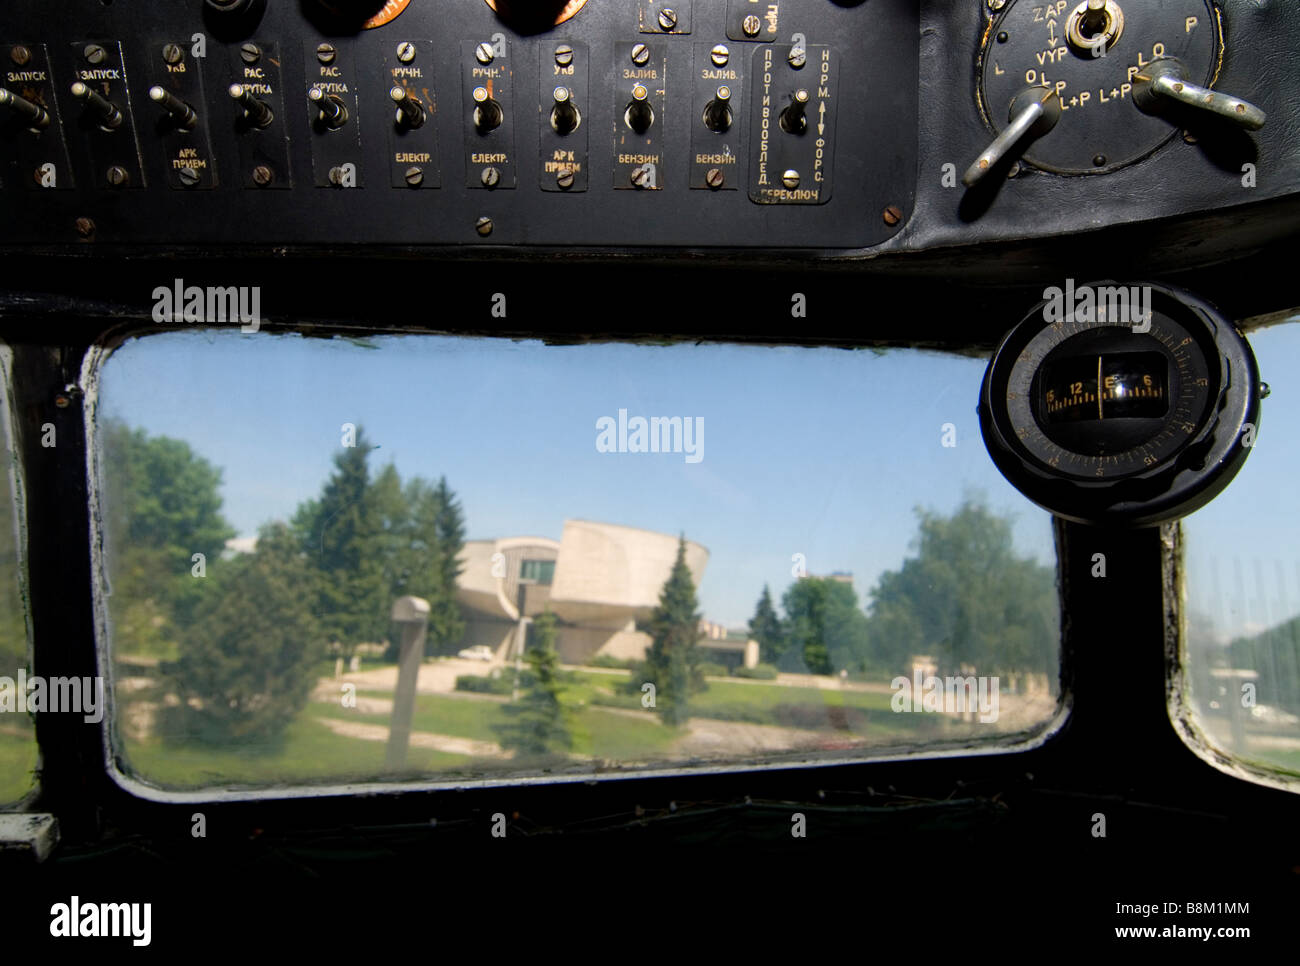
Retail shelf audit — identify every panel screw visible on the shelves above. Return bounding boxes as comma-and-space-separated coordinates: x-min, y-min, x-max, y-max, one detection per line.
556, 167, 575, 189
475, 216, 493, 236
405, 165, 423, 187
710, 44, 729, 67
788, 47, 806, 69
658, 8, 678, 31
84, 44, 107, 65
316, 43, 336, 65
162, 44, 184, 66
782, 169, 800, 189
554, 44, 574, 67
1182, 129, 1198, 144
252, 165, 273, 186
10, 46, 31, 67
178, 166, 200, 186
481, 166, 500, 187
631, 164, 655, 188
475, 42, 495, 65
705, 167, 725, 189
883, 205, 902, 226
397, 42, 416, 64
239, 43, 261, 65
631, 43, 650, 66
106, 165, 129, 187
328, 166, 350, 185
1092, 154, 1106, 167
742, 15, 762, 37
75, 217, 95, 238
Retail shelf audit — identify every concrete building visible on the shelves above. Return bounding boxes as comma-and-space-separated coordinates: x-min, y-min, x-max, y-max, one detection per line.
456, 519, 714, 665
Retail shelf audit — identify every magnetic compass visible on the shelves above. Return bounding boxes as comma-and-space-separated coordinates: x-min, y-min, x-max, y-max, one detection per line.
979, 282, 1263, 526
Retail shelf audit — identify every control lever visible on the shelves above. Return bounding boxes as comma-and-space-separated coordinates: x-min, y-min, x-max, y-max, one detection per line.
70, 81, 123, 130
0, 88, 50, 129
963, 86, 1062, 188
1132, 58, 1265, 131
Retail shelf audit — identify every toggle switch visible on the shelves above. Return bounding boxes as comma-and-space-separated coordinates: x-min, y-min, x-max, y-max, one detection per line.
550, 86, 580, 135
308, 86, 348, 130
780, 89, 809, 135
1132, 58, 1265, 131
472, 86, 503, 133
0, 88, 50, 130
625, 84, 653, 134
229, 83, 274, 128
703, 86, 732, 133
390, 86, 425, 128
70, 81, 123, 130
149, 86, 198, 130
963, 86, 1062, 187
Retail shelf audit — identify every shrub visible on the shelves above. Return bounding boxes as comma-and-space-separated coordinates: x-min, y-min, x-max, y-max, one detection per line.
698, 662, 729, 678
587, 654, 639, 669
734, 663, 779, 680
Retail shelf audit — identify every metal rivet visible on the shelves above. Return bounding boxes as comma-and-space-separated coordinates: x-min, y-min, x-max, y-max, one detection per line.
475, 216, 493, 236
74, 216, 95, 238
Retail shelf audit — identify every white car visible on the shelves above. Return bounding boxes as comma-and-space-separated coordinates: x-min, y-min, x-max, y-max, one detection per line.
457, 645, 496, 662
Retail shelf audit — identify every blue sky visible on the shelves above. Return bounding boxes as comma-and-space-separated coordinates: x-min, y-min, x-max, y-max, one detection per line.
99, 330, 1070, 627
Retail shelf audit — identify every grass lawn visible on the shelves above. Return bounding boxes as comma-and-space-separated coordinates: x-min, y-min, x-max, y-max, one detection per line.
120, 714, 471, 790
321, 690, 680, 761
0, 727, 38, 805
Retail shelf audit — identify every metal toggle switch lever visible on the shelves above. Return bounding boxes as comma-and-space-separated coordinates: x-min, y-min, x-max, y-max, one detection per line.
1132, 58, 1265, 131
963, 86, 1062, 187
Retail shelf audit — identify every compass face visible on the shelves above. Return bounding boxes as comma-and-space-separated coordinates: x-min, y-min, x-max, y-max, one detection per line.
980, 283, 1260, 526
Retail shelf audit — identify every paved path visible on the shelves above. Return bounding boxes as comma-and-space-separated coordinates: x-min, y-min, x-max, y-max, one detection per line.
313, 716, 503, 757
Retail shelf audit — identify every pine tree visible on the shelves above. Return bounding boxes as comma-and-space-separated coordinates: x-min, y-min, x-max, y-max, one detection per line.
638, 536, 704, 726
494, 610, 572, 757
748, 584, 787, 666
292, 426, 387, 662
426, 475, 466, 658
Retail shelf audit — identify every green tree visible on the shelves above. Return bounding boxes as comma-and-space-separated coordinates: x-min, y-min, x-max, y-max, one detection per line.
161, 522, 326, 745
865, 496, 1057, 680
99, 420, 236, 657
427, 476, 467, 657
636, 536, 705, 726
748, 585, 787, 666
780, 577, 868, 675
494, 609, 572, 756
291, 426, 387, 662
